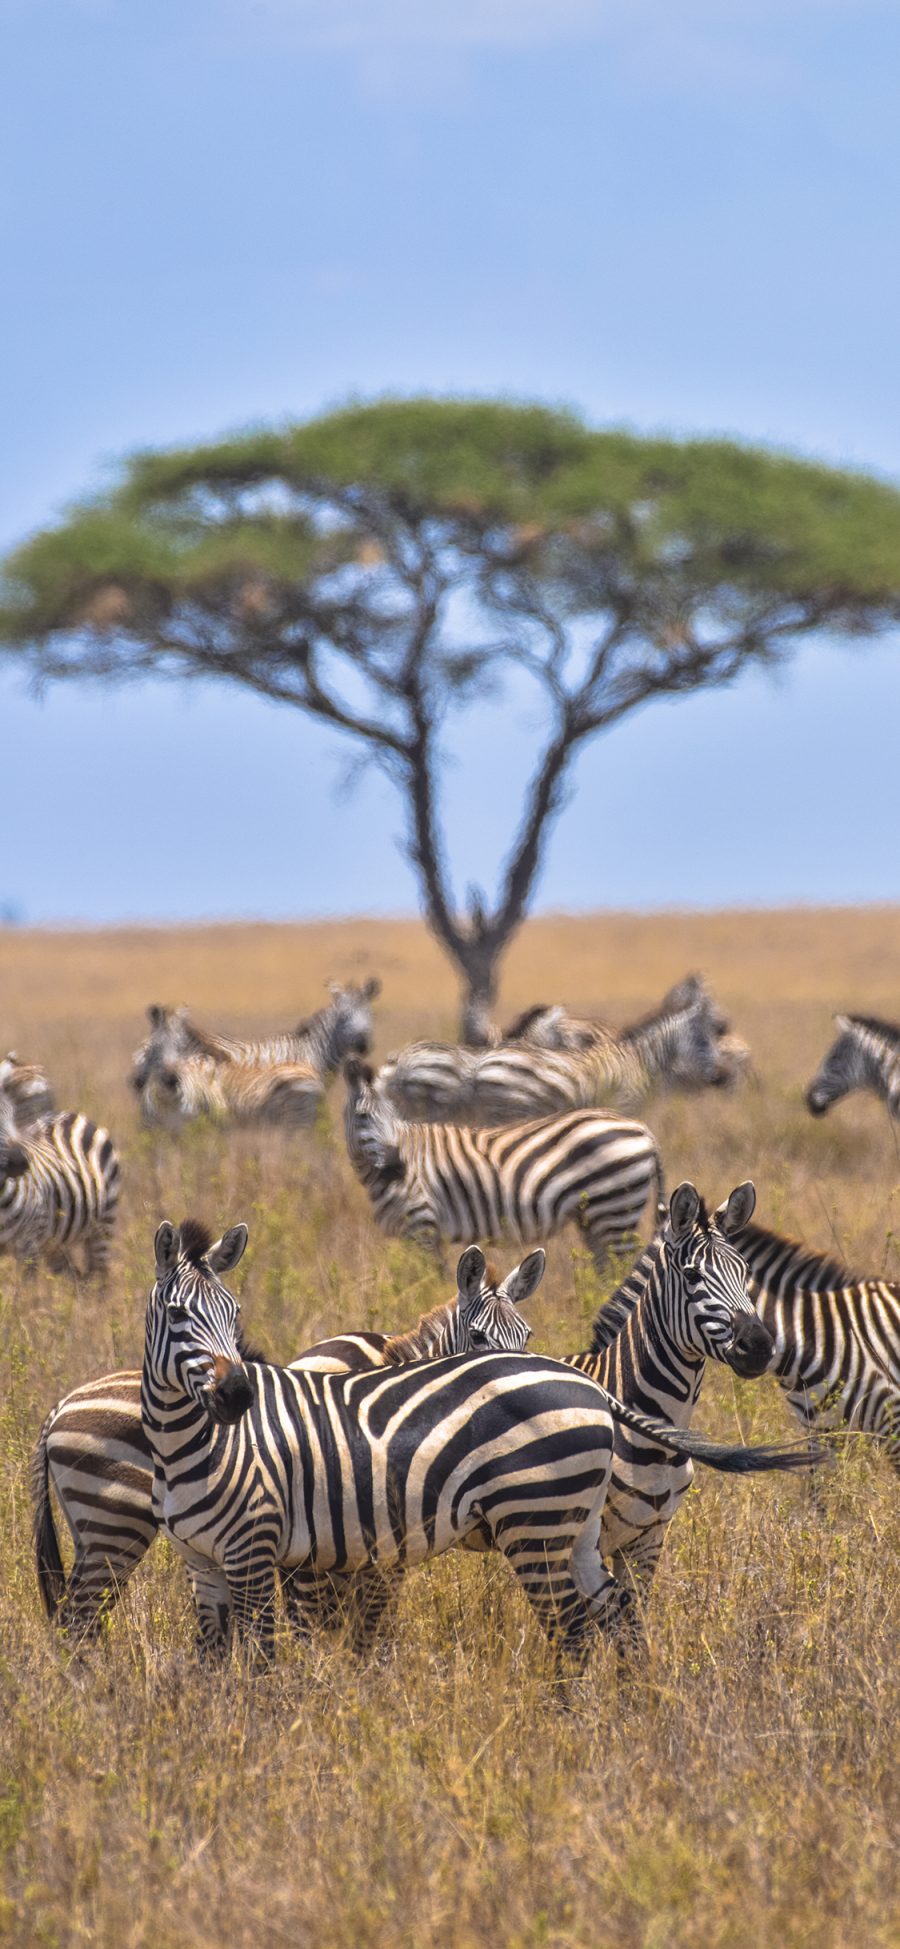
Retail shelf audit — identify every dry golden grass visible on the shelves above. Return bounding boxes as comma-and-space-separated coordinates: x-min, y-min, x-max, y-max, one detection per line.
1, 910, 899, 1949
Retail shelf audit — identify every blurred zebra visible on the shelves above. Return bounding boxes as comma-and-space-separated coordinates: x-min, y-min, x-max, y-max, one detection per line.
140, 1217, 815, 1668
0, 1059, 119, 1277
138, 1054, 326, 1130
806, 1013, 900, 1120
1, 1052, 56, 1127
131, 978, 380, 1119
31, 1246, 544, 1635
344, 1058, 663, 1264
729, 1218, 900, 1470
380, 985, 741, 1124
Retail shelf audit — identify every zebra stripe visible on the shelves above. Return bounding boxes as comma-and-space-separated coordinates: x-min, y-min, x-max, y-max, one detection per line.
729, 1219, 900, 1469
380, 987, 739, 1124
31, 1247, 544, 1633
0, 1065, 120, 1277
807, 1012, 900, 1119
1, 1052, 56, 1128
138, 1054, 325, 1130
140, 1219, 817, 1668
344, 1060, 663, 1264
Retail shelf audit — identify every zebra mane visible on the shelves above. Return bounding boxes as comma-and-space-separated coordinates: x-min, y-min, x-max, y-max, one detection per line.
178, 1218, 214, 1264
843, 1012, 900, 1054
732, 1219, 858, 1290
382, 1301, 455, 1364
588, 1239, 657, 1353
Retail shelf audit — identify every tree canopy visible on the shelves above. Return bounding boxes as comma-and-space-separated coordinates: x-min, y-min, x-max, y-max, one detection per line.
3, 398, 899, 1023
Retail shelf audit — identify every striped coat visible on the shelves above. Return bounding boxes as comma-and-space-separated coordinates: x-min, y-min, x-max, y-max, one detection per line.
379, 990, 740, 1125
343, 1059, 663, 1265
730, 1219, 900, 1469
141, 1219, 816, 1669
0, 1062, 119, 1277
31, 1247, 545, 1634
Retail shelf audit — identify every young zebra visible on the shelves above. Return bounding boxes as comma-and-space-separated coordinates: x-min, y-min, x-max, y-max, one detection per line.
379, 990, 737, 1125
131, 979, 380, 1114
806, 1013, 900, 1120
0, 1061, 120, 1278
141, 1218, 816, 1669
31, 1246, 544, 1635
728, 1218, 900, 1470
344, 1059, 663, 1265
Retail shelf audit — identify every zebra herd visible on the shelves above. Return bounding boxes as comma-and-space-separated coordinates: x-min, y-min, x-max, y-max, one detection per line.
5, 973, 900, 1676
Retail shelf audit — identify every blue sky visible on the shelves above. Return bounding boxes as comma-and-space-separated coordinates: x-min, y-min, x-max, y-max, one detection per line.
2, 0, 899, 922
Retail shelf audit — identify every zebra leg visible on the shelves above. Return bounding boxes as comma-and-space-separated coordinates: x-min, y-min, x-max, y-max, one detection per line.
343, 1564, 404, 1655
58, 1546, 142, 1640
607, 1536, 665, 1669
177, 1545, 234, 1661
225, 1556, 278, 1670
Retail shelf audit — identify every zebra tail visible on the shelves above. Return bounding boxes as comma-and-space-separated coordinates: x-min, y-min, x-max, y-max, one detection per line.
604, 1390, 823, 1474
653, 1148, 666, 1223
31, 1415, 66, 1620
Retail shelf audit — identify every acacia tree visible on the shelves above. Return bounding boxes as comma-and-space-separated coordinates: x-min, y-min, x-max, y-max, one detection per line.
3, 399, 900, 1035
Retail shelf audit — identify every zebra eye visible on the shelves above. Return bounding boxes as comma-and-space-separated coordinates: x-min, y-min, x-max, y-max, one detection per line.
168, 1304, 189, 1323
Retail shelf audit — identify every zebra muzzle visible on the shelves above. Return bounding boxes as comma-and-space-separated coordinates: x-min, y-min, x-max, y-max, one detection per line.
207, 1359, 254, 1425
725, 1314, 774, 1379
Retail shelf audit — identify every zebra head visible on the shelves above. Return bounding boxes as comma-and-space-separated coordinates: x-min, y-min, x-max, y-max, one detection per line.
454, 1244, 546, 1352
131, 1005, 194, 1098
145, 1217, 252, 1425
343, 1058, 405, 1183
661, 999, 739, 1092
0, 1051, 55, 1128
0, 1061, 32, 1179
806, 1013, 892, 1116
320, 978, 381, 1062
663, 1180, 773, 1377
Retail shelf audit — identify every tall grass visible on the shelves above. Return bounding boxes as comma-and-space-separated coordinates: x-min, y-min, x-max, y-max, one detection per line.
1, 911, 898, 1947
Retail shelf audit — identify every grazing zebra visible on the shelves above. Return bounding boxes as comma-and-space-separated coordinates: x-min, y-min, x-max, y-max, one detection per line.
138, 1053, 326, 1130
344, 1058, 663, 1264
140, 1218, 816, 1669
31, 1246, 544, 1635
0, 1060, 119, 1277
131, 979, 381, 1121
806, 1013, 900, 1120
379, 988, 737, 1125
727, 1218, 900, 1470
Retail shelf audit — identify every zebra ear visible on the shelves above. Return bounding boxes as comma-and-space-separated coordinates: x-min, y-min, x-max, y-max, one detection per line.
456, 1245, 486, 1301
833, 1013, 853, 1035
500, 1249, 546, 1307
716, 1181, 756, 1234
362, 976, 382, 1000
669, 1182, 700, 1240
154, 1221, 181, 1277
207, 1224, 249, 1274
147, 1004, 168, 1028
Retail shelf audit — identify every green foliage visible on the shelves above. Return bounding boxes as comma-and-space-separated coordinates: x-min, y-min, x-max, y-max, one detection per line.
3, 398, 900, 651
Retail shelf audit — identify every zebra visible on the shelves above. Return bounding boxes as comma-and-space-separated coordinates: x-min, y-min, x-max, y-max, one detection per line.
726, 1217, 900, 1470
31, 1246, 545, 1635
379, 988, 739, 1125
131, 979, 381, 1121
1, 1052, 56, 1127
344, 1058, 663, 1265
300, 1179, 777, 1651
806, 1013, 900, 1120
137, 1053, 326, 1131
140, 1217, 817, 1670
0, 1059, 120, 1277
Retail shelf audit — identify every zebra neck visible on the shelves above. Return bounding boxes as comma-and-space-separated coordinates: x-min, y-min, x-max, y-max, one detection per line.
612, 1279, 707, 1425
301, 1007, 339, 1079
619, 1014, 678, 1087
140, 1379, 225, 1471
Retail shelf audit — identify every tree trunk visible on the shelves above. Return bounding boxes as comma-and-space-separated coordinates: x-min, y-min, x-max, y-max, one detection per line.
456, 944, 502, 1047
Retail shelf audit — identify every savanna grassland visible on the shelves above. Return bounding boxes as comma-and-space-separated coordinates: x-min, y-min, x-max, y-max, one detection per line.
1, 909, 899, 1949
